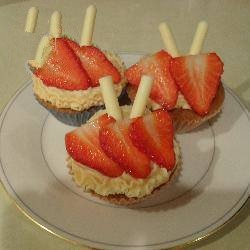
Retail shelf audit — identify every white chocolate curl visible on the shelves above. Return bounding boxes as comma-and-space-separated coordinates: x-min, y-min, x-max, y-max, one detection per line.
24, 7, 39, 33
80, 5, 97, 46
130, 75, 153, 119
99, 76, 122, 121
35, 35, 50, 66
189, 21, 208, 55
49, 11, 62, 38
158, 22, 179, 57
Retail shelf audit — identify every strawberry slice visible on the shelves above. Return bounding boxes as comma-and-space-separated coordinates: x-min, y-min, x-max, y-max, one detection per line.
99, 120, 151, 179
170, 53, 224, 115
35, 38, 91, 90
65, 114, 124, 177
125, 50, 178, 109
65, 38, 121, 87
129, 110, 175, 171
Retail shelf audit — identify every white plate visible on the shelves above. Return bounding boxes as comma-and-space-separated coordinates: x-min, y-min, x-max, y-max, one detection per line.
0, 54, 249, 250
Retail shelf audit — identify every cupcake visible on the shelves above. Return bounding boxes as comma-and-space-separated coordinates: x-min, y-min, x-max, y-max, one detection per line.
27, 7, 126, 126
125, 51, 224, 133
29, 36, 126, 126
64, 75, 181, 205
65, 105, 180, 205
126, 21, 224, 133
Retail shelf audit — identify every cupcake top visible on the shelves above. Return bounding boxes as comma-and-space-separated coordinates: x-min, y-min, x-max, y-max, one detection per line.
125, 50, 224, 116
65, 105, 180, 198
29, 37, 126, 111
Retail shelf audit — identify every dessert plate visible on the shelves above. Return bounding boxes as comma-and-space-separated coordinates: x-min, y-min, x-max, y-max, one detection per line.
0, 54, 249, 250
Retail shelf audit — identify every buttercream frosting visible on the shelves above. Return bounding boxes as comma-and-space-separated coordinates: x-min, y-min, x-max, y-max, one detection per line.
68, 158, 170, 198
33, 76, 123, 111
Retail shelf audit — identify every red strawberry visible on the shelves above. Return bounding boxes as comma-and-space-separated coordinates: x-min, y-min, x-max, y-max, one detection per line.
170, 53, 224, 115
99, 120, 151, 179
65, 38, 121, 87
65, 114, 124, 177
35, 38, 91, 90
125, 50, 178, 109
130, 110, 175, 170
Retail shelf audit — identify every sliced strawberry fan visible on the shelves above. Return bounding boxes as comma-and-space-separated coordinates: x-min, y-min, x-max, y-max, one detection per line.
35, 37, 122, 90
126, 50, 224, 117
35, 38, 91, 90
66, 109, 177, 179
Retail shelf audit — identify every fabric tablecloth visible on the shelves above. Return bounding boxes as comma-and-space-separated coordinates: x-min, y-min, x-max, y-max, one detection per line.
0, 0, 249, 249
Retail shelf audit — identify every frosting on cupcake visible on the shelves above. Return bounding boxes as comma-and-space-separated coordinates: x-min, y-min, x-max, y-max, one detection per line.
69, 159, 169, 198
32, 75, 123, 111
68, 142, 179, 198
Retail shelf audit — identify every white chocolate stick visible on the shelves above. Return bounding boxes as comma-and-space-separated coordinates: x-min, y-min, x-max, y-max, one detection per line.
24, 7, 39, 33
158, 22, 179, 57
189, 21, 208, 55
80, 5, 97, 46
35, 35, 50, 66
99, 76, 122, 121
130, 75, 153, 119
49, 11, 62, 38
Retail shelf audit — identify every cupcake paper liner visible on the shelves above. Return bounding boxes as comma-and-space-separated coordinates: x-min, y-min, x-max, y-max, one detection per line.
48, 105, 105, 126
